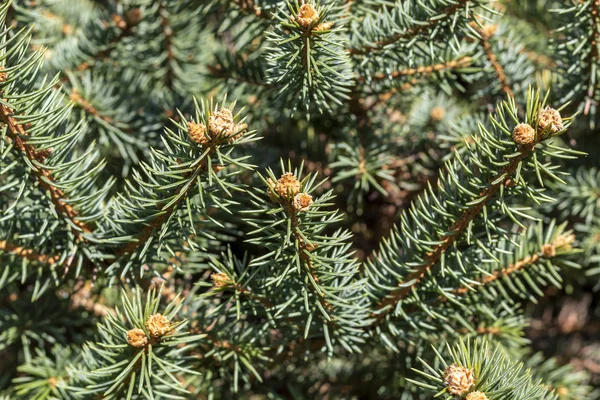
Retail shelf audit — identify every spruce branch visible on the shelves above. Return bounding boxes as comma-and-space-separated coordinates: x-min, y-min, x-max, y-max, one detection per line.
451, 231, 575, 298
12, 345, 81, 399
78, 288, 203, 399
348, 0, 475, 55
245, 164, 371, 351
72, 8, 142, 73
0, 100, 93, 238
69, 88, 120, 126
410, 339, 564, 399
366, 88, 582, 331
116, 126, 233, 257
265, 1, 353, 114
373, 137, 532, 319
101, 97, 256, 278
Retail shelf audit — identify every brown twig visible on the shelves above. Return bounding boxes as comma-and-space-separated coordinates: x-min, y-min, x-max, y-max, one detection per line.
288, 206, 333, 312
358, 56, 472, 82
450, 233, 574, 297
0, 240, 58, 265
476, 27, 513, 97
0, 101, 93, 240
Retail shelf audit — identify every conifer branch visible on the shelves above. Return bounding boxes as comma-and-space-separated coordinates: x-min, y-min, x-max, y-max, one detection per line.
451, 232, 575, 297
0, 101, 94, 239
117, 143, 218, 257
348, 0, 471, 55
372, 123, 545, 323
375, 157, 524, 308
288, 207, 333, 312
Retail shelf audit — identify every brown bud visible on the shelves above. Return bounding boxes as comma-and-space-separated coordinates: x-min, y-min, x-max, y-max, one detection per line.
512, 123, 536, 145
188, 121, 209, 145
112, 14, 127, 30
275, 173, 301, 199
443, 364, 474, 396
541, 243, 556, 258
466, 391, 489, 400
314, 21, 334, 32
296, 4, 319, 28
212, 165, 225, 173
126, 8, 142, 26
293, 192, 313, 212
211, 272, 233, 288
208, 108, 246, 142
145, 314, 171, 338
126, 328, 148, 347
538, 107, 563, 134
430, 106, 446, 121
552, 233, 575, 249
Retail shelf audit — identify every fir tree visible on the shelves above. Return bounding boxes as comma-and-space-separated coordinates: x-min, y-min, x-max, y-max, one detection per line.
0, 0, 599, 399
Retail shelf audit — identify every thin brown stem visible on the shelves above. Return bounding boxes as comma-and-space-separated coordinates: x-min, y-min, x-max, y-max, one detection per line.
358, 56, 472, 82
451, 233, 574, 297
477, 30, 513, 97
289, 206, 333, 312
69, 88, 128, 129
0, 101, 93, 240
0, 240, 58, 265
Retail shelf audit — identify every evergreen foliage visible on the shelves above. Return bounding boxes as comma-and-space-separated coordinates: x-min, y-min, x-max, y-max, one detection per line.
0, 0, 599, 398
